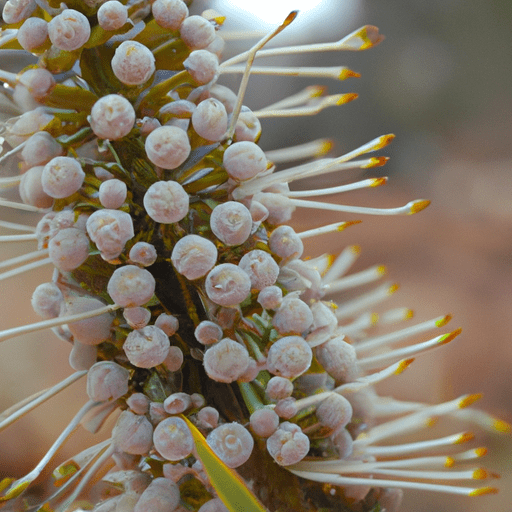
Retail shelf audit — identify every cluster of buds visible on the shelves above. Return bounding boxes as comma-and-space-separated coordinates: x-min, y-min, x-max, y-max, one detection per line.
0, 1, 507, 512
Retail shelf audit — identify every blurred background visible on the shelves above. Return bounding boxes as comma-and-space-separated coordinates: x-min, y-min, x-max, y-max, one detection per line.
1, 0, 511, 511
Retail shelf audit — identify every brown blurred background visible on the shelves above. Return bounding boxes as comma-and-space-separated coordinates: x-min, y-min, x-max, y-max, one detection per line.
1, 0, 511, 511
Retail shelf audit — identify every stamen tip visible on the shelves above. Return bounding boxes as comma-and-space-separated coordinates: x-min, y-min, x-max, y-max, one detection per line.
474, 447, 488, 457
469, 486, 498, 497
395, 357, 415, 375
318, 139, 334, 156
284, 11, 299, 26
375, 133, 395, 150
435, 314, 453, 328
370, 312, 379, 325
338, 220, 362, 231
455, 432, 475, 444
337, 93, 358, 105
370, 177, 388, 187
459, 393, 483, 409
438, 327, 462, 345
339, 68, 361, 80
377, 265, 387, 275
492, 418, 511, 434
387, 283, 400, 295
445, 456, 455, 468
350, 245, 361, 254
408, 199, 431, 215
472, 468, 488, 480
405, 309, 415, 319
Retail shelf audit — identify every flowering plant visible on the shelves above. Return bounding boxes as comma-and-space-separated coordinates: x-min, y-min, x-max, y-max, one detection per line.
0, 1, 507, 511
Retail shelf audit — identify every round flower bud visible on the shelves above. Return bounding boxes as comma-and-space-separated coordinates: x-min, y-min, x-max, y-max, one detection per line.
317, 394, 353, 430
69, 339, 97, 371
266, 336, 312, 379
266, 422, 310, 466
42, 156, 85, 199
99, 179, 128, 209
332, 427, 354, 459
123, 307, 151, 329
162, 345, 184, 372
274, 397, 298, 420
315, 336, 358, 383
90, 95, 135, 140
108, 265, 156, 307
112, 410, 153, 455
152, 0, 188, 30
253, 192, 295, 225
19, 166, 53, 208
49, 227, 90, 271
112, 40, 155, 86
127, 393, 150, 415
31, 282, 63, 319
191, 98, 228, 141
197, 406, 219, 430
194, 320, 222, 345
223, 141, 267, 182
206, 423, 254, 468
97, 1, 128, 31
144, 125, 191, 170
48, 9, 91, 51
198, 499, 229, 512
257, 286, 283, 310
205, 264, 251, 307
22, 132, 63, 168
18, 17, 48, 52
250, 408, 279, 438
266, 376, 293, 400
272, 297, 313, 335
234, 107, 261, 142
184, 50, 219, 85
210, 201, 252, 246
86, 361, 130, 402
123, 325, 170, 368
239, 250, 279, 290
86, 209, 134, 260
238, 358, 259, 382
153, 416, 194, 461
269, 225, 304, 260
2, 0, 35, 24
203, 338, 250, 383
210, 84, 237, 114
129, 242, 157, 267
180, 15, 215, 49
163, 392, 191, 414
171, 234, 217, 280
64, 296, 114, 345
155, 313, 179, 336
134, 477, 180, 512
143, 180, 189, 222
17, 69, 55, 102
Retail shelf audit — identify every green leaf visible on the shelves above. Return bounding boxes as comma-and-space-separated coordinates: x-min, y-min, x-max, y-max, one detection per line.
181, 415, 269, 512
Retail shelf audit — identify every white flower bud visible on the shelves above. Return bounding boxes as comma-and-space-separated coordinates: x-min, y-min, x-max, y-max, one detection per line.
112, 40, 155, 86
203, 338, 250, 383
266, 336, 312, 379
316, 393, 353, 430
205, 263, 251, 307
163, 392, 191, 414
210, 201, 252, 246
234, 107, 262, 142
87, 361, 130, 402
123, 326, 170, 368
123, 307, 151, 329
31, 282, 63, 319
48, 9, 91, 51
274, 397, 298, 420
266, 376, 293, 400
143, 180, 189, 223
180, 15, 215, 49
250, 408, 279, 438
134, 477, 180, 512
223, 141, 267, 181
97, 1, 128, 31
269, 225, 304, 261
2, 0, 36, 24
49, 228, 90, 271
65, 296, 114, 345
19, 166, 53, 208
99, 179, 128, 209
315, 336, 358, 383
112, 410, 153, 455
127, 393, 150, 415
153, 416, 194, 461
22, 132, 63, 168
191, 98, 228, 141
272, 297, 314, 335
152, 0, 188, 30
90, 95, 135, 140
184, 50, 219, 85
206, 422, 254, 468
197, 406, 219, 429
42, 157, 85, 199
257, 286, 283, 310
108, 265, 155, 308
129, 242, 158, 267
171, 234, 217, 280
155, 314, 179, 336
266, 422, 309, 466
145, 126, 191, 170
194, 320, 222, 345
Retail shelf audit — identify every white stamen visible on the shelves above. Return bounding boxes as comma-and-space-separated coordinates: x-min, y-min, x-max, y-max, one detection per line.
358, 328, 461, 370
0, 198, 46, 212
0, 256, 52, 282
0, 233, 37, 242
0, 249, 48, 270
226, 11, 298, 139
0, 304, 120, 344
262, 85, 326, 111
324, 264, 386, 293
356, 314, 452, 352
0, 140, 26, 165
0, 175, 21, 189
338, 311, 379, 337
297, 221, 360, 239
265, 138, 333, 163
0, 371, 86, 433
221, 65, 360, 81
335, 282, 399, 320
0, 220, 36, 232
381, 307, 414, 324
322, 245, 360, 284
286, 177, 388, 198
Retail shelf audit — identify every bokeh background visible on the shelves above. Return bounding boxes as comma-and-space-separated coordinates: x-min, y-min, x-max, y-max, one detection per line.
1, 1, 511, 511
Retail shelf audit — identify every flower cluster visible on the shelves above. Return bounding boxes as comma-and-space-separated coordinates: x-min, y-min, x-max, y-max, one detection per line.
0, 2, 507, 512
